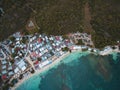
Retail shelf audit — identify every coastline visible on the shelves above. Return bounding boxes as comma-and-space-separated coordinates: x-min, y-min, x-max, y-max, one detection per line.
12, 51, 71, 90
12, 48, 120, 90
1, 31, 120, 90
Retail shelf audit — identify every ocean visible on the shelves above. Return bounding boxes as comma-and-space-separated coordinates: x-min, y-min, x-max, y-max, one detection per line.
16, 51, 120, 90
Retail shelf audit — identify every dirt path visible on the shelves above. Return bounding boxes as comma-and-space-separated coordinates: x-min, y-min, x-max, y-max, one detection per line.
83, 2, 93, 33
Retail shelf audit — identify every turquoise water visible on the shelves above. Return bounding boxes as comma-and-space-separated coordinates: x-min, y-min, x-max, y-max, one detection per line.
16, 52, 120, 90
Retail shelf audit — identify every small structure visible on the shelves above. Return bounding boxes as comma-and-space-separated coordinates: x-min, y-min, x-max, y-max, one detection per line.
14, 67, 19, 74
71, 45, 82, 50
28, 21, 34, 27
39, 60, 51, 68
99, 46, 113, 55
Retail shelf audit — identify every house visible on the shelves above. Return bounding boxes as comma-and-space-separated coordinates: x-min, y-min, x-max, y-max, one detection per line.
99, 46, 113, 55
28, 21, 34, 27
8, 71, 14, 76
2, 65, 6, 69
2, 75, 7, 80
81, 46, 87, 49
39, 60, 51, 68
71, 45, 82, 50
14, 67, 19, 73
8, 66, 13, 70
1, 60, 7, 65
16, 37, 20, 41
93, 49, 98, 53
88, 48, 92, 51
17, 60, 27, 71
2, 70, 7, 75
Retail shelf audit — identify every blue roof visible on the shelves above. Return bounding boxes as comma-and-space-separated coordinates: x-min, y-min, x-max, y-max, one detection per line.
2, 70, 7, 74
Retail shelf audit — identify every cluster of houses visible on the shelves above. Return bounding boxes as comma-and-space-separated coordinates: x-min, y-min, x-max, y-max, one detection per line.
1, 31, 119, 89
0, 32, 74, 87
70, 45, 99, 54
0, 43, 14, 82
69, 32, 94, 46
0, 32, 31, 88
99, 46, 120, 56
1, 31, 113, 85
10, 33, 28, 59
28, 33, 73, 69
8, 33, 33, 83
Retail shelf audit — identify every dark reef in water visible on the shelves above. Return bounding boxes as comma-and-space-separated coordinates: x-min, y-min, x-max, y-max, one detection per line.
85, 54, 113, 81
61, 83, 71, 90
17, 52, 120, 90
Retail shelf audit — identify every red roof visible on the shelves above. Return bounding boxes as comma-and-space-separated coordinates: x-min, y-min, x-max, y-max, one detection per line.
38, 38, 42, 43
56, 36, 60, 40
31, 52, 37, 57
34, 60, 39, 64
65, 39, 70, 43
2, 75, 7, 79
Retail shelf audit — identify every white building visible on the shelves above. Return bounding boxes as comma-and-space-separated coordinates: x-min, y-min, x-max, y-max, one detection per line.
39, 60, 50, 68
99, 46, 113, 55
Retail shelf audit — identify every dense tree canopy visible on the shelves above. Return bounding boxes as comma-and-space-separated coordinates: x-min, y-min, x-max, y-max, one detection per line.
0, 0, 31, 41
89, 0, 120, 48
0, 0, 120, 48
0, 0, 85, 41
34, 0, 85, 35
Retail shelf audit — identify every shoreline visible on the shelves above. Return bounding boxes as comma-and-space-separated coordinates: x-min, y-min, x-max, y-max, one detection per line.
12, 49, 120, 90
12, 51, 71, 90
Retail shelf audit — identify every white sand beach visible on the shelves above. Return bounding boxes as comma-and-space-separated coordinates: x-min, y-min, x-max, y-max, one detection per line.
11, 47, 120, 90
12, 51, 71, 90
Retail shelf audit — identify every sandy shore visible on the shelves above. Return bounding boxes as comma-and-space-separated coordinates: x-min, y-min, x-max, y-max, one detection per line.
12, 52, 70, 90
11, 48, 120, 90
100, 48, 120, 56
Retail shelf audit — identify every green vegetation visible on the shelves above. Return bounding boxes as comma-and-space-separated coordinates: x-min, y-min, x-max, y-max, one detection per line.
19, 74, 23, 80
0, 0, 120, 49
21, 37, 28, 44
9, 36, 15, 42
34, 0, 85, 35
11, 53, 17, 58
89, 0, 120, 48
0, 0, 31, 41
37, 57, 42, 62
82, 48, 88, 51
76, 39, 84, 45
0, 0, 85, 41
62, 47, 69, 51
30, 68, 35, 74
2, 84, 10, 90
10, 59, 15, 64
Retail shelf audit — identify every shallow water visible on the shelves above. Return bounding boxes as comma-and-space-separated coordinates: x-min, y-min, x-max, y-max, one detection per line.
16, 52, 120, 90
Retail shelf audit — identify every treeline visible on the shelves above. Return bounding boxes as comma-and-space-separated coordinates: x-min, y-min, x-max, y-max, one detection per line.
0, 0, 85, 41
0, 0, 31, 41
1, 0, 119, 49
89, 0, 120, 48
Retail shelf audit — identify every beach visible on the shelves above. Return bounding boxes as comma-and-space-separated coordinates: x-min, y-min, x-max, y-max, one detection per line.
12, 51, 71, 90
12, 47, 120, 90
15, 50, 120, 90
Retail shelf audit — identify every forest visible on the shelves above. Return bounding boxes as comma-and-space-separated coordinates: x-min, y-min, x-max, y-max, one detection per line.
0, 0, 85, 41
0, 0, 31, 41
89, 0, 120, 48
0, 0, 120, 48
